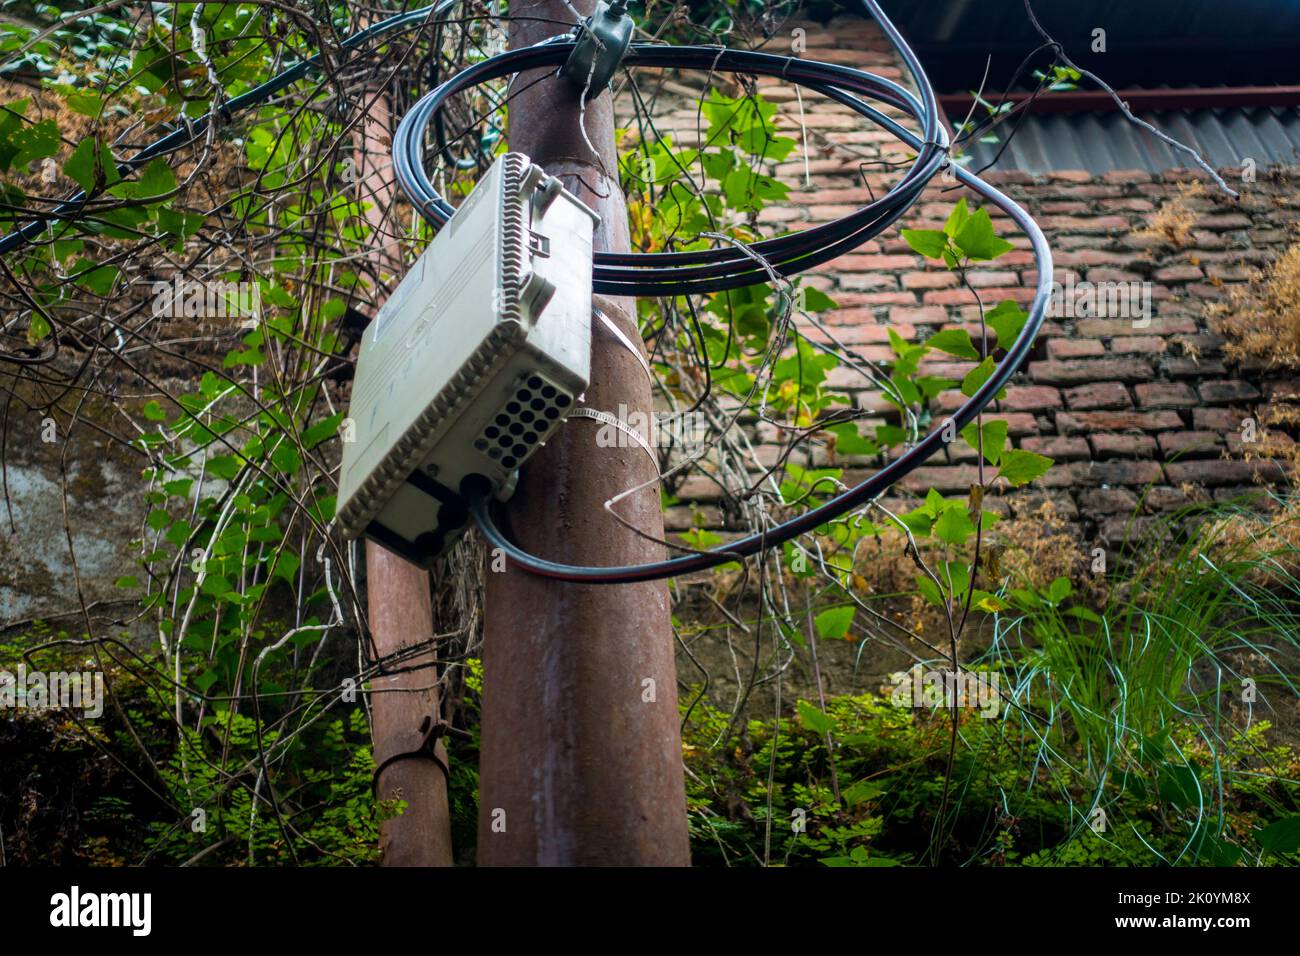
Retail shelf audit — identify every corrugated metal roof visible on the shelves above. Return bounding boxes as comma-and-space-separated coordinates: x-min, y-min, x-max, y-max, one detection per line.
871, 0, 1300, 89
877, 0, 1300, 50
958, 107, 1300, 174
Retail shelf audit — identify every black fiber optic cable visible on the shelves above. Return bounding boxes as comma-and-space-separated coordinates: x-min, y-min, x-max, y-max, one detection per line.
459, 0, 1055, 583
0, 0, 1055, 585
467, 155, 1053, 583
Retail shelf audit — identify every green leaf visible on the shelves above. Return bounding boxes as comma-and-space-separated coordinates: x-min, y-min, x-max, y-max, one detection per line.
960, 356, 1005, 400
9, 119, 60, 170
157, 208, 206, 240
921, 487, 945, 519
899, 507, 934, 537
827, 422, 878, 457
113, 575, 139, 589
301, 412, 344, 450
901, 228, 950, 260
916, 574, 945, 606
813, 605, 855, 640
997, 449, 1054, 487
201, 574, 233, 597
27, 313, 51, 345
926, 327, 980, 360
875, 423, 908, 447
1258, 816, 1300, 855
207, 455, 243, 481
986, 299, 1029, 351
142, 400, 167, 422
797, 699, 836, 734
916, 375, 955, 399
943, 198, 971, 238
934, 506, 976, 547
63, 91, 104, 117
70, 258, 118, 296
842, 779, 886, 807
223, 347, 264, 368
953, 207, 1014, 261
64, 137, 120, 193
270, 443, 301, 475
109, 156, 176, 201
1047, 576, 1073, 605
798, 285, 837, 313
959, 419, 1008, 466
1065, 605, 1103, 624
1157, 763, 1201, 810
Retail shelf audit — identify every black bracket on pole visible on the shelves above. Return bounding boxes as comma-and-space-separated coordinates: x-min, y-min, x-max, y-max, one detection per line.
559, 0, 634, 100
372, 713, 451, 794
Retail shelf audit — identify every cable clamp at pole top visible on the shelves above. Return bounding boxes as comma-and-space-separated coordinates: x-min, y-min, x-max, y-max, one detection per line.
558, 0, 634, 101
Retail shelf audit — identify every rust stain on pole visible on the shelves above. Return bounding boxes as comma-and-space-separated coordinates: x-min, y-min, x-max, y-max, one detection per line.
477, 0, 691, 865
356, 90, 453, 867
368, 544, 455, 866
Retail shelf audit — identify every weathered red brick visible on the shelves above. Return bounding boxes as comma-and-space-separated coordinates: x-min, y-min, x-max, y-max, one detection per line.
1031, 358, 1154, 385
1165, 459, 1286, 486
1048, 170, 1094, 184
1020, 435, 1091, 460
1166, 357, 1228, 379
1192, 407, 1245, 431
1047, 338, 1105, 359
1196, 213, 1252, 230
1153, 265, 1203, 283
1076, 317, 1198, 337
676, 475, 726, 501
1057, 410, 1184, 434
1031, 461, 1095, 489
901, 271, 957, 290
1101, 170, 1152, 185
1134, 382, 1198, 407
837, 253, 918, 271
1227, 429, 1294, 454
923, 286, 1035, 306
889, 306, 947, 326
1039, 215, 1132, 233
967, 271, 1021, 288
1000, 385, 1062, 412
1158, 431, 1223, 459
1110, 336, 1168, 355
1078, 488, 1141, 515
1263, 379, 1300, 402
1064, 382, 1132, 410
1099, 515, 1163, 547
1090, 460, 1165, 486
898, 464, 982, 494
1198, 380, 1262, 404
1145, 486, 1208, 511
838, 272, 900, 291
1091, 433, 1158, 459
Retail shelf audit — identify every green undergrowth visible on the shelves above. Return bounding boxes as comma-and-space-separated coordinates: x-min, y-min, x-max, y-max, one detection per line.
680, 493, 1300, 866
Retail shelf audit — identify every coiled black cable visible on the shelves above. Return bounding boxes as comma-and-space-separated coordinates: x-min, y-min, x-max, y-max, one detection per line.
451, 1, 1055, 583
0, 0, 1054, 585
393, 41, 948, 295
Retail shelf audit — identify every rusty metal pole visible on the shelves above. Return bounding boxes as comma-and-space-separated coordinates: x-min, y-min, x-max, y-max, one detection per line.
356, 92, 454, 867
476, 0, 691, 865
366, 547, 455, 866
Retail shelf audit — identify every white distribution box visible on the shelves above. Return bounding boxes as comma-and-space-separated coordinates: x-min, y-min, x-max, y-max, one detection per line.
337, 152, 600, 565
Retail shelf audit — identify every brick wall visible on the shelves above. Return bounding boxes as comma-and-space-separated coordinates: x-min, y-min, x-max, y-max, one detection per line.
625, 15, 1300, 549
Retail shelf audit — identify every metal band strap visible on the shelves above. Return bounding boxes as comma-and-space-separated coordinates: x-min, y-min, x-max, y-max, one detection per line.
594, 306, 655, 388
567, 405, 660, 475
372, 715, 450, 795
